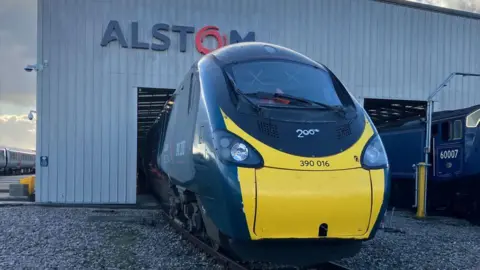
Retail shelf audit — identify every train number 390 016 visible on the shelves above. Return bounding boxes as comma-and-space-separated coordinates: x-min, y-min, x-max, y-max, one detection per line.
300, 160, 330, 167
439, 149, 459, 159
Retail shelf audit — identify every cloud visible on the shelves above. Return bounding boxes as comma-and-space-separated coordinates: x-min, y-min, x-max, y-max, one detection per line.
0, 114, 36, 150
0, 0, 37, 109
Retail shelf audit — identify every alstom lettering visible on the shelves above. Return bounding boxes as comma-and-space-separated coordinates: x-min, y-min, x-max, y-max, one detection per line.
100, 20, 255, 54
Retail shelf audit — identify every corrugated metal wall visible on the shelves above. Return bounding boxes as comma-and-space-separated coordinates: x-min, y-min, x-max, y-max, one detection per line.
36, 0, 480, 203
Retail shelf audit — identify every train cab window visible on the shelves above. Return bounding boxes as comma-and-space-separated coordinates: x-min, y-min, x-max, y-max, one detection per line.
431, 124, 439, 137
441, 120, 463, 141
441, 122, 452, 141
453, 120, 463, 140
466, 108, 480, 128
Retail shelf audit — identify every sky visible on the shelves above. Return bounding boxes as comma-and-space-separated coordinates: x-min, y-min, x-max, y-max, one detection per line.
0, 0, 37, 150
0, 0, 478, 150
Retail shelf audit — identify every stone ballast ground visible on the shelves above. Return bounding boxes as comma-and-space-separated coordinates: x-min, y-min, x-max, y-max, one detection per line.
0, 206, 478, 269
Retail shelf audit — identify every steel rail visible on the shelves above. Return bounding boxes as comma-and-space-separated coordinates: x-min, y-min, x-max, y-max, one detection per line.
157, 203, 350, 270
158, 206, 249, 270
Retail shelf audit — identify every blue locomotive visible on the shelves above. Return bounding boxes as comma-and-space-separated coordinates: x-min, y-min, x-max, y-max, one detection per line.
139, 42, 390, 266
377, 104, 480, 222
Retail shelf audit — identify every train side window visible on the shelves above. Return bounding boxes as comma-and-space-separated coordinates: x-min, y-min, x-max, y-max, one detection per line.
466, 108, 480, 128
453, 120, 463, 140
431, 124, 438, 137
441, 121, 451, 141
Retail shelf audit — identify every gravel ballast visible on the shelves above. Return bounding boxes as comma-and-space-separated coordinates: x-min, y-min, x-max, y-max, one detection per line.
0, 206, 479, 269
336, 209, 480, 270
0, 206, 223, 270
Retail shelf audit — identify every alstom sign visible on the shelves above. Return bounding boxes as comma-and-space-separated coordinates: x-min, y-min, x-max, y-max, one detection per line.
100, 20, 256, 55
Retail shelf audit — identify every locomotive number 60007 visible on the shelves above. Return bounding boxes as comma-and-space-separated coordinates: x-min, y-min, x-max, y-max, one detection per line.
300, 160, 330, 167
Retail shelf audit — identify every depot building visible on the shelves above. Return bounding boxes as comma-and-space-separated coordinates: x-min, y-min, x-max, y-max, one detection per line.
34, 0, 480, 204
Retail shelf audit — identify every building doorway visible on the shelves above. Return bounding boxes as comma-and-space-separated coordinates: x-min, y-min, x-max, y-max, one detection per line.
136, 87, 174, 197
363, 98, 428, 128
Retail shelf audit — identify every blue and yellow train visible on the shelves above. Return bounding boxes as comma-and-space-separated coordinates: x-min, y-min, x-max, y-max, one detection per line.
378, 104, 480, 223
139, 42, 390, 266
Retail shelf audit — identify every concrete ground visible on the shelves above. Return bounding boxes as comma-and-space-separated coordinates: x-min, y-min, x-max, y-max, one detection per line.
0, 174, 34, 200
0, 175, 32, 192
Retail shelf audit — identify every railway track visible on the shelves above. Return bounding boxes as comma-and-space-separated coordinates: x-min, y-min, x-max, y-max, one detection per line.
158, 205, 350, 270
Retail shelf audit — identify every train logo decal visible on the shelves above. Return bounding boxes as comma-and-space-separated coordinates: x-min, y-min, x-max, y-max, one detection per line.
296, 129, 320, 138
175, 141, 186, 157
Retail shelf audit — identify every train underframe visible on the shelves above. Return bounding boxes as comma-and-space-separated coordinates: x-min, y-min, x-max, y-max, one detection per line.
140, 170, 363, 267
389, 176, 480, 224
1, 168, 35, 176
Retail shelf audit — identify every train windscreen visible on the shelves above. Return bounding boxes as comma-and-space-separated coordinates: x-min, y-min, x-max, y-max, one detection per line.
227, 60, 345, 107
466, 108, 480, 128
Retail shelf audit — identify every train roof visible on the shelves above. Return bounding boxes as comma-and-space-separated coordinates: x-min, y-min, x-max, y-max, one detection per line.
0, 146, 36, 154
208, 42, 327, 71
432, 104, 480, 120
376, 103, 480, 130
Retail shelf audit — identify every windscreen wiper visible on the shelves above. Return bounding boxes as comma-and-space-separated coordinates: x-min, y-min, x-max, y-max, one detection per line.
244, 91, 347, 117
224, 72, 262, 114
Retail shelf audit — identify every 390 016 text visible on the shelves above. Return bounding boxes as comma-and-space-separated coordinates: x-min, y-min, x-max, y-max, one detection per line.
300, 160, 330, 167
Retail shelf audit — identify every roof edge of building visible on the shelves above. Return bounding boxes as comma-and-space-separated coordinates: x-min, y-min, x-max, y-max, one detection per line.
374, 0, 480, 21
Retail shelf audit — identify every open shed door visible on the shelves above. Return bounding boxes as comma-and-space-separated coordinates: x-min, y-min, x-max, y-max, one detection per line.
363, 98, 428, 128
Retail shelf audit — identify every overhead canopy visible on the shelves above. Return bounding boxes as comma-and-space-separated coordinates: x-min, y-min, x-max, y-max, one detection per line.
363, 98, 427, 128
137, 88, 174, 142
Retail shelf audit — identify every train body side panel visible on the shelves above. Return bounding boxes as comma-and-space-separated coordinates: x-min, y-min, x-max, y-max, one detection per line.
463, 127, 480, 178
0, 149, 6, 170
379, 127, 424, 180
189, 63, 252, 241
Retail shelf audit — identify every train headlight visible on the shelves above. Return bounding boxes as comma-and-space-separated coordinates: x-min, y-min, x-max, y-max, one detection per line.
231, 143, 249, 161
213, 130, 263, 168
361, 135, 388, 169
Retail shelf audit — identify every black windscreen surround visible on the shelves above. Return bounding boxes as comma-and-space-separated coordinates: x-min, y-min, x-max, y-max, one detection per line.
211, 62, 366, 158
201, 45, 367, 157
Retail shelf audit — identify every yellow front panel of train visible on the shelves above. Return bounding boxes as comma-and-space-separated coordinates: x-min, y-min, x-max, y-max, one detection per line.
253, 167, 372, 238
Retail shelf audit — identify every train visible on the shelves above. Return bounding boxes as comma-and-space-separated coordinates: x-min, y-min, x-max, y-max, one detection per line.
377, 104, 480, 223
138, 42, 391, 266
0, 147, 36, 176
